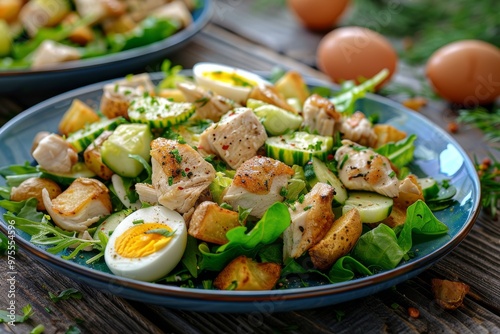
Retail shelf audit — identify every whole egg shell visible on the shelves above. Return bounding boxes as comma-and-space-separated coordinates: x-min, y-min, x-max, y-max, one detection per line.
193, 62, 269, 104
426, 40, 500, 105
287, 0, 351, 31
316, 26, 397, 89
104, 206, 187, 282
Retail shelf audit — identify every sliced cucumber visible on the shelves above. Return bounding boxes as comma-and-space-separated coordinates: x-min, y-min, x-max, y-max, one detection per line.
66, 117, 126, 152
0, 20, 12, 57
342, 191, 393, 223
254, 104, 303, 135
265, 132, 333, 166
246, 98, 267, 110
304, 157, 347, 206
128, 96, 195, 128
101, 124, 152, 178
93, 209, 133, 239
417, 177, 439, 200
39, 162, 96, 186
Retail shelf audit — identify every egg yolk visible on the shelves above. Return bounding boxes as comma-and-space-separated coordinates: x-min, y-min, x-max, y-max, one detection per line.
115, 223, 173, 258
203, 71, 256, 88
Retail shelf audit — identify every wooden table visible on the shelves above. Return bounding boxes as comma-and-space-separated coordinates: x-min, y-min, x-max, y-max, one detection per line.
1, 1, 499, 333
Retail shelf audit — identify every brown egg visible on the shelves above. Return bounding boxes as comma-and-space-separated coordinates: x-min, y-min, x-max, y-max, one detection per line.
426, 40, 500, 106
288, 0, 350, 31
316, 26, 397, 89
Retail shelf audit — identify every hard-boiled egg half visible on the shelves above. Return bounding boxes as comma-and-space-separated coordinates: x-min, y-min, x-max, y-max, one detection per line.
104, 206, 187, 282
193, 62, 269, 104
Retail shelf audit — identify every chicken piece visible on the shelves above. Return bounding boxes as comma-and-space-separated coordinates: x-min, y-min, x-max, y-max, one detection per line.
151, 138, 216, 213
198, 108, 267, 169
74, 0, 125, 23
32, 133, 78, 174
100, 73, 155, 119
302, 94, 341, 137
19, 0, 69, 36
125, 0, 166, 22
283, 183, 336, 260
153, 1, 192, 28
248, 83, 297, 113
222, 156, 294, 218
135, 183, 158, 205
42, 178, 112, 232
335, 140, 399, 198
177, 82, 237, 122
338, 111, 378, 148
31, 40, 81, 69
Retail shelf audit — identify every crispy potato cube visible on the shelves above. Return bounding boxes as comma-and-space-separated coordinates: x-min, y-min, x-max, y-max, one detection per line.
84, 131, 114, 180
214, 256, 281, 291
395, 175, 424, 208
188, 201, 242, 245
0, 0, 23, 22
309, 208, 362, 270
373, 124, 407, 148
63, 12, 94, 46
10, 177, 62, 211
274, 70, 310, 105
59, 99, 100, 136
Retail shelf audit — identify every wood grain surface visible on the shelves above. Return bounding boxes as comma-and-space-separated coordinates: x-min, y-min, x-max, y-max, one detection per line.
1, 1, 499, 333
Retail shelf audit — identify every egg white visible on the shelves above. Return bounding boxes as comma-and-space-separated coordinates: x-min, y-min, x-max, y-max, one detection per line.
104, 206, 187, 282
193, 62, 269, 104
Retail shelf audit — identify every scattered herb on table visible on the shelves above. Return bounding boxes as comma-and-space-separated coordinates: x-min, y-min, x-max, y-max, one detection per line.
49, 288, 83, 302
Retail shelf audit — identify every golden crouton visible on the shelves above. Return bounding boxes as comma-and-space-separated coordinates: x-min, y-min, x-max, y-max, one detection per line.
214, 256, 281, 291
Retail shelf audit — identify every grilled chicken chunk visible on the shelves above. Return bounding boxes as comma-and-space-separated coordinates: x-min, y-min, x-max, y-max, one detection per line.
150, 138, 216, 213
302, 94, 341, 137
177, 82, 237, 122
338, 112, 378, 148
100, 73, 155, 119
223, 156, 294, 218
335, 139, 399, 197
42, 178, 112, 232
31, 40, 81, 69
283, 183, 336, 260
198, 108, 267, 169
32, 133, 78, 174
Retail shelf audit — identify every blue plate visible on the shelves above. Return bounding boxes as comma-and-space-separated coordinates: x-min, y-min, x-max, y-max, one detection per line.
0, 1, 212, 95
0, 73, 481, 312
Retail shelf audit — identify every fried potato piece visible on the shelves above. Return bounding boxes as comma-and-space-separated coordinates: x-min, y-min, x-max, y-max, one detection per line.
59, 99, 100, 136
373, 124, 407, 148
309, 208, 362, 270
214, 256, 281, 291
84, 131, 114, 180
431, 279, 469, 310
188, 201, 242, 245
10, 177, 62, 211
274, 70, 310, 105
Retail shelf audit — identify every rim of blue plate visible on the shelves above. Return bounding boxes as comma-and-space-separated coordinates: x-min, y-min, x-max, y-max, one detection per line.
0, 0, 212, 76
0, 72, 481, 306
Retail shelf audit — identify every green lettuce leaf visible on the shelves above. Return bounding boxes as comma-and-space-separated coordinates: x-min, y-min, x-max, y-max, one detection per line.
375, 134, 417, 169
397, 200, 449, 253
328, 256, 373, 283
330, 69, 389, 116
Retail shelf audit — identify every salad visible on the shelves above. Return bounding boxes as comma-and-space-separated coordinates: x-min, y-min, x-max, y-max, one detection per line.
0, 62, 456, 291
0, 0, 199, 69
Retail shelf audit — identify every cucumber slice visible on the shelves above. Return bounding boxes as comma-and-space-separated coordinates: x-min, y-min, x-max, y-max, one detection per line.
342, 191, 393, 223
66, 117, 126, 152
246, 98, 267, 109
304, 157, 347, 206
39, 162, 96, 186
101, 124, 152, 178
128, 96, 195, 128
93, 209, 133, 239
0, 20, 12, 57
417, 177, 439, 200
254, 104, 303, 135
265, 132, 333, 166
